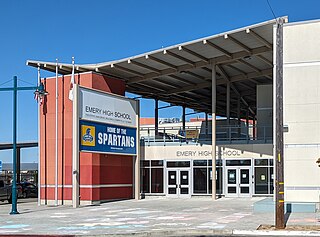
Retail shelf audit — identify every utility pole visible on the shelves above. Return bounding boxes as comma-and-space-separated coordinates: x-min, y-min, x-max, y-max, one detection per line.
275, 17, 285, 229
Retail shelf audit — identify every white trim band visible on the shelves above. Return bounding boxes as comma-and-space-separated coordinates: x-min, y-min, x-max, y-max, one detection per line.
41, 184, 133, 188
284, 61, 320, 68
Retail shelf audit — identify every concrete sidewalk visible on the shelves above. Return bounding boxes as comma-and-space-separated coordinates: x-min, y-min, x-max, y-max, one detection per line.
0, 197, 319, 236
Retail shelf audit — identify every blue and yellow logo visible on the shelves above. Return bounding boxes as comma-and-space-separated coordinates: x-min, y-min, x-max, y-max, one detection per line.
81, 125, 95, 146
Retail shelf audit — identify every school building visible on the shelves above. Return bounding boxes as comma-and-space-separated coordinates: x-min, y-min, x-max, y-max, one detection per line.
27, 17, 320, 207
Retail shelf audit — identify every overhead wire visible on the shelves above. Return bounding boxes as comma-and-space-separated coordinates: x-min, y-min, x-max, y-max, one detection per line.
17, 78, 35, 86
0, 79, 13, 87
266, 0, 278, 22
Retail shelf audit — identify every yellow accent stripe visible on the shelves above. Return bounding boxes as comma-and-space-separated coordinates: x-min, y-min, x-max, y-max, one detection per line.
279, 191, 284, 194
279, 182, 284, 185
279, 200, 284, 203
278, 153, 281, 162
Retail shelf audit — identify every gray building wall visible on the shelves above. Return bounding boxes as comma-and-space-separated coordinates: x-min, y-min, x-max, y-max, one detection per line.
257, 84, 273, 140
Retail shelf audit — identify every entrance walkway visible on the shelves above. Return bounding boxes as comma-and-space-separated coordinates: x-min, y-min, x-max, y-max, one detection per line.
0, 197, 319, 236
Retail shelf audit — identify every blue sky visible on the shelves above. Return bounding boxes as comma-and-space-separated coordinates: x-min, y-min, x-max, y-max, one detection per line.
0, 0, 319, 163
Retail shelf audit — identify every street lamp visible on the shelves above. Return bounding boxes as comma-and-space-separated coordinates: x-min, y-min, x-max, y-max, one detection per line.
0, 76, 48, 214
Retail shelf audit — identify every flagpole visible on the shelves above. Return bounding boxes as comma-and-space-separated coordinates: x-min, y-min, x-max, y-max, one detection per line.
55, 59, 58, 206
37, 65, 41, 206
69, 57, 75, 101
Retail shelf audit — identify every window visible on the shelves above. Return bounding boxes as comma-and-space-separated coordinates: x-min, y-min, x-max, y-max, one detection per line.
151, 168, 163, 193
226, 159, 251, 166
193, 168, 207, 194
193, 159, 223, 195
167, 161, 190, 168
140, 160, 164, 194
254, 159, 274, 194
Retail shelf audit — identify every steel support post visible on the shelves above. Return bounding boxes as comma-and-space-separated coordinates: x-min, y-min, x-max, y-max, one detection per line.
10, 76, 19, 215
155, 99, 159, 137
72, 85, 80, 208
211, 64, 216, 200
226, 81, 230, 125
16, 148, 21, 183
134, 100, 141, 200
182, 106, 186, 132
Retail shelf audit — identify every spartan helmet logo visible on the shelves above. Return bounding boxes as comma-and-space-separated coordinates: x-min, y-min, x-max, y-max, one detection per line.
83, 128, 94, 142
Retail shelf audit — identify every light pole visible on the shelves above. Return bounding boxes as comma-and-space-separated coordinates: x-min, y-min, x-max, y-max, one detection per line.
0, 76, 47, 214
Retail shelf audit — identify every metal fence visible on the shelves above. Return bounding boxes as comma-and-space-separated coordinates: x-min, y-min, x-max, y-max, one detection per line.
140, 124, 273, 145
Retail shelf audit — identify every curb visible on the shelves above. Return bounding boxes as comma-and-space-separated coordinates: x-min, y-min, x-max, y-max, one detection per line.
84, 229, 234, 237
233, 229, 320, 236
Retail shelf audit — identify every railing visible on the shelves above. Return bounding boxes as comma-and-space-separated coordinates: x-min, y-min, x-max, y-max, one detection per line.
140, 124, 273, 146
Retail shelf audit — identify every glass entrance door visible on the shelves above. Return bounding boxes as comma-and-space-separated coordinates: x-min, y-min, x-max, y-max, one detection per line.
226, 167, 252, 197
167, 169, 191, 198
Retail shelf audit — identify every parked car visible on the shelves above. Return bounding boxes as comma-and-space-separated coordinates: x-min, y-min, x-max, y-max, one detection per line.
18, 182, 37, 198
0, 180, 21, 203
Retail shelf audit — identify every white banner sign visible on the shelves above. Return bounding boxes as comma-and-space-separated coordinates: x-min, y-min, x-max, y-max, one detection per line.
79, 87, 138, 127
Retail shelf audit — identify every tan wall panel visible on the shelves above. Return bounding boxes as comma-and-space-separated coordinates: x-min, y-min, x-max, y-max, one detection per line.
284, 122, 320, 144
284, 21, 320, 63
285, 190, 320, 203
283, 66, 320, 105
141, 144, 273, 160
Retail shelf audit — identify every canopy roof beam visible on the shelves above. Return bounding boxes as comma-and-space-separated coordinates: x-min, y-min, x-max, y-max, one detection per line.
246, 28, 272, 49
178, 46, 209, 63
128, 60, 162, 74
163, 68, 272, 95
225, 34, 252, 53
146, 55, 178, 70
256, 55, 273, 67
203, 40, 232, 58
237, 59, 261, 72
217, 65, 255, 116
128, 46, 271, 85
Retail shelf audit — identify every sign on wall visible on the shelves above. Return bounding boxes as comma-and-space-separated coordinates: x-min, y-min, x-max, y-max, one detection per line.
78, 87, 139, 155
79, 87, 137, 127
79, 120, 137, 155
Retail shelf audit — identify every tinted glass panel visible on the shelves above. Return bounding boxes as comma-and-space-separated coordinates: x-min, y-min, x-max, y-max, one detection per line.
168, 188, 176, 194
193, 160, 207, 166
141, 160, 150, 167
193, 168, 207, 194
216, 167, 223, 195
227, 169, 237, 184
254, 167, 268, 194
141, 168, 150, 193
226, 159, 251, 166
208, 160, 222, 166
240, 187, 249, 193
180, 171, 189, 185
269, 159, 274, 166
208, 168, 212, 194
151, 160, 163, 167
216, 159, 223, 166
180, 188, 189, 194
240, 169, 249, 184
168, 171, 177, 185
167, 161, 190, 168
228, 187, 237, 193
254, 159, 268, 166
208, 167, 223, 195
269, 167, 274, 194
151, 168, 163, 193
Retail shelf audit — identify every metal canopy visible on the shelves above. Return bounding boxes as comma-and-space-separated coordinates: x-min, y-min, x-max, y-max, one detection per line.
27, 17, 287, 119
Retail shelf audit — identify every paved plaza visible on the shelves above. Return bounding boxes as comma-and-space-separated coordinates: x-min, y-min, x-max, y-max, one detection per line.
0, 197, 319, 236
